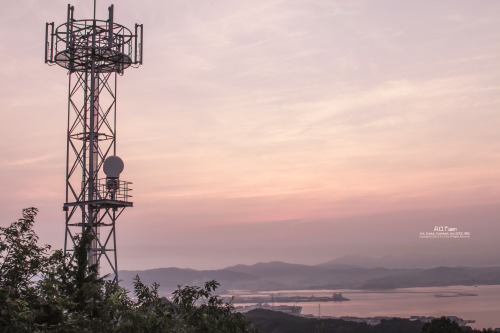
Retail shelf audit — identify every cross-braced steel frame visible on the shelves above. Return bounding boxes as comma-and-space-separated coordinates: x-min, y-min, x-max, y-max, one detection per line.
45, 4, 142, 282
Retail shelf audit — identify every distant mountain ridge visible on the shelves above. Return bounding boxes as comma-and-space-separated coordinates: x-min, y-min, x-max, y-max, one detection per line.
117, 258, 500, 296
319, 253, 500, 268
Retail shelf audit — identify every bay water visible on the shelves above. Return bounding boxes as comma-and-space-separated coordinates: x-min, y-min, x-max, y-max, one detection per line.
240, 285, 500, 330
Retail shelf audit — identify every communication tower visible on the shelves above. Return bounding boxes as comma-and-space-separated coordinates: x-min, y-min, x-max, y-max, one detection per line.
45, 3, 143, 281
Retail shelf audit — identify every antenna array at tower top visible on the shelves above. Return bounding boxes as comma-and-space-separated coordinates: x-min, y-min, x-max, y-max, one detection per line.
45, 4, 143, 73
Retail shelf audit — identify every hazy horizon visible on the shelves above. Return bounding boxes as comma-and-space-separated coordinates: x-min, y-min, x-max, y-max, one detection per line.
1, 0, 499, 272
120, 249, 500, 271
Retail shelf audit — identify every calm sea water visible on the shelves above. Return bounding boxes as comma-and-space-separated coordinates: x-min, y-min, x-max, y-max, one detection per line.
237, 285, 500, 330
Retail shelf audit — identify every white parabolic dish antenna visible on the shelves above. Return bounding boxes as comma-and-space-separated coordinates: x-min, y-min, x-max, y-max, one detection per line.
103, 156, 124, 178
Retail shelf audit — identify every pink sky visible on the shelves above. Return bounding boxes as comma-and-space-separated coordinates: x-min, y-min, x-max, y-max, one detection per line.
1, 0, 499, 271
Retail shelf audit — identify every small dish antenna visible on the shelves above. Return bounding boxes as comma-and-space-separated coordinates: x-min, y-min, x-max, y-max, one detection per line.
103, 156, 124, 178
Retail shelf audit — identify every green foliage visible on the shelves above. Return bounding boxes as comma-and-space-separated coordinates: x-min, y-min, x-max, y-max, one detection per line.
421, 316, 465, 333
129, 276, 173, 332
169, 280, 257, 332
129, 277, 257, 333
0, 207, 52, 332
0, 208, 257, 332
0, 208, 47, 297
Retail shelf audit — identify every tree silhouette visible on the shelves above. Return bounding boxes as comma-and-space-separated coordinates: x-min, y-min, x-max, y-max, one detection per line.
421, 317, 464, 333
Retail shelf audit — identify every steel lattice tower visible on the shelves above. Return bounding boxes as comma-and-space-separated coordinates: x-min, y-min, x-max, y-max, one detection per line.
45, 3, 143, 281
